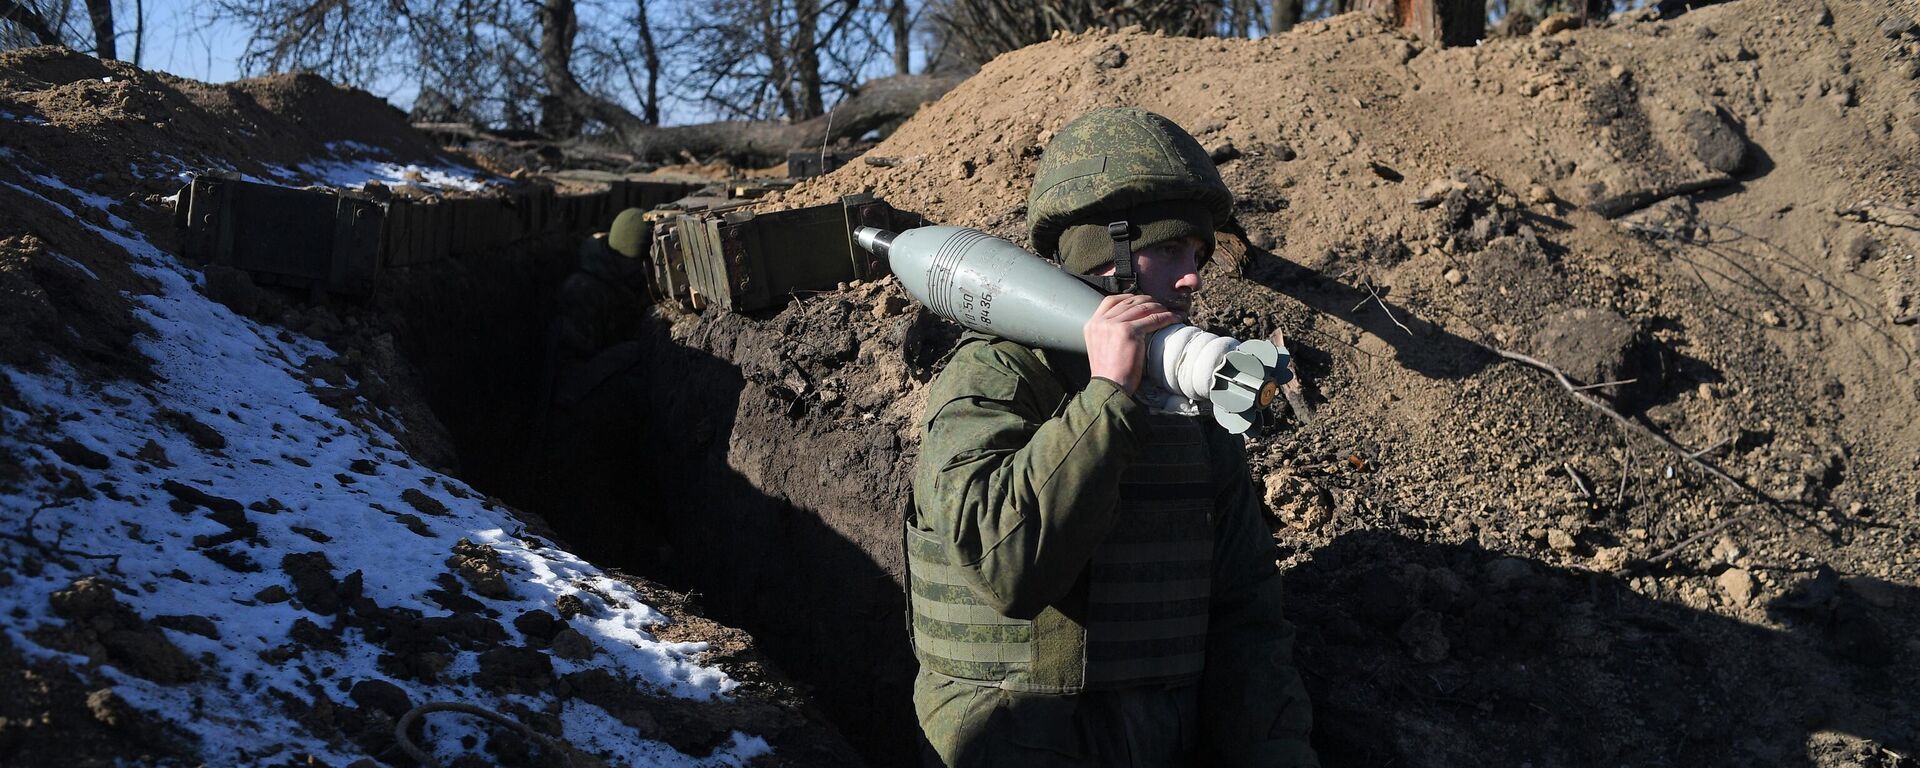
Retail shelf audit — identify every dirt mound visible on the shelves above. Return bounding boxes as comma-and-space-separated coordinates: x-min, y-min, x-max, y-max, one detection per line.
673, 0, 1918, 763
0, 46, 451, 190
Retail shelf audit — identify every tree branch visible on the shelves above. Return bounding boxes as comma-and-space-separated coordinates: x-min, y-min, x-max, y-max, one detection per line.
0, 0, 65, 46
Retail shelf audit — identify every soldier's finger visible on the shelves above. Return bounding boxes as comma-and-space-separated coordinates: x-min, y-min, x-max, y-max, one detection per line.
1127, 311, 1181, 334
1095, 294, 1136, 319
1114, 299, 1169, 320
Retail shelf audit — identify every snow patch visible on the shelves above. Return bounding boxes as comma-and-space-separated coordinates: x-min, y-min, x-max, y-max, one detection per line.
286, 140, 494, 193
0, 108, 50, 125
0, 163, 761, 764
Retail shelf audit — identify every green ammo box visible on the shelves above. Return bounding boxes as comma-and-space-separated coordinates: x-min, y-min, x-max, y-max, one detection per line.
176, 174, 383, 297
675, 194, 893, 313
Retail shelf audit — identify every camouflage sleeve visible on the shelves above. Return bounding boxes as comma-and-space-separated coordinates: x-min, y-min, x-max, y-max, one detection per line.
911, 340, 1147, 619
1199, 432, 1320, 768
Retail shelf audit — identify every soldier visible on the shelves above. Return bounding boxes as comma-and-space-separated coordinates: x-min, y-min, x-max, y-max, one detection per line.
536, 208, 660, 563
907, 108, 1319, 767
552, 207, 652, 365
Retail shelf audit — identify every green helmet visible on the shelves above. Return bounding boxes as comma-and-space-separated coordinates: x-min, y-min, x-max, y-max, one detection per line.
608, 207, 651, 259
1027, 107, 1232, 288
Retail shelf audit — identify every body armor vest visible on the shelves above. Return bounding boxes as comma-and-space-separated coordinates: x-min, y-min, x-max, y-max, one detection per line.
907, 411, 1215, 693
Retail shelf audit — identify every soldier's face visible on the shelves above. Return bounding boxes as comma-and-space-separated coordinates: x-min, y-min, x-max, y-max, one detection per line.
1133, 235, 1204, 319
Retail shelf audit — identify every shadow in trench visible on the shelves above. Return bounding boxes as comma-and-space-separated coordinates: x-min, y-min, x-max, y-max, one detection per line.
1290, 529, 1918, 767
374, 241, 915, 765
523, 315, 922, 767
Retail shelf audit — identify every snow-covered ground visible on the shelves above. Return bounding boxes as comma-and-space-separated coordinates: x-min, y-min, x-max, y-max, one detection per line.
0, 148, 767, 764
289, 141, 496, 193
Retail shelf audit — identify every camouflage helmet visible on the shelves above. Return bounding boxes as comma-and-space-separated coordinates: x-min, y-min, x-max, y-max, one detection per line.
607, 207, 651, 259
1027, 108, 1233, 264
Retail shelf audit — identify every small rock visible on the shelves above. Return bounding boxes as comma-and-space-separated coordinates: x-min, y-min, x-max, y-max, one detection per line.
1881, 15, 1918, 39
513, 610, 562, 644
1759, 309, 1783, 327
254, 585, 291, 603
1091, 45, 1128, 69
133, 440, 172, 468
44, 578, 199, 684
1271, 142, 1297, 161
50, 438, 111, 470
1843, 236, 1879, 266
1262, 471, 1333, 530
1532, 307, 1647, 391
400, 488, 451, 517
551, 627, 598, 660
447, 539, 512, 599
1413, 177, 1466, 207
555, 593, 591, 620
1535, 13, 1580, 35
1608, 64, 1629, 80
1711, 536, 1742, 563
1526, 185, 1554, 206
87, 688, 134, 728
951, 159, 975, 180
1208, 141, 1241, 164
1546, 528, 1576, 552
1442, 268, 1464, 286
475, 646, 553, 695
349, 678, 414, 718
85, 686, 178, 750
1683, 109, 1748, 174
281, 552, 342, 615
1592, 546, 1629, 572
1716, 567, 1756, 606
872, 295, 908, 319
1815, 5, 1832, 26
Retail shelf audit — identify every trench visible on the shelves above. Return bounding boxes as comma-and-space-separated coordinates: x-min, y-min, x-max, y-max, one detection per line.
368, 237, 918, 767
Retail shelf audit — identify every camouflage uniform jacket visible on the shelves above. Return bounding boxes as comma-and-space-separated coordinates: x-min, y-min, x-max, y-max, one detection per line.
910, 335, 1318, 767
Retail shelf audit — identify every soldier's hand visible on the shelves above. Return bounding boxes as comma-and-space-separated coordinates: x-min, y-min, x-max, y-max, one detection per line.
1085, 293, 1180, 395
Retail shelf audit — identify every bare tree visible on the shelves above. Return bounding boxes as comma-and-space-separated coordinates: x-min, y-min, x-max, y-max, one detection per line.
81, 0, 107, 57
635, 0, 662, 124
1222, 0, 1260, 37
1360, 0, 1483, 45
887, 0, 909, 74
1, 0, 115, 57
675, 0, 889, 122
927, 0, 1223, 70
1271, 0, 1304, 33
0, 0, 64, 47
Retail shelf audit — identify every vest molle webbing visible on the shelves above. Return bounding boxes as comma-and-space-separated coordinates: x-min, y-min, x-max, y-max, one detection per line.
907, 412, 1215, 692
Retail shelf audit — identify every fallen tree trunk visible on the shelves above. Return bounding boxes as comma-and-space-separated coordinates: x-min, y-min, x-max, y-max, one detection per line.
615, 74, 963, 165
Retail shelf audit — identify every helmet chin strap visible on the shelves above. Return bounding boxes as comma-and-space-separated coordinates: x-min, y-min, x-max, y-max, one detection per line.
1072, 219, 1138, 295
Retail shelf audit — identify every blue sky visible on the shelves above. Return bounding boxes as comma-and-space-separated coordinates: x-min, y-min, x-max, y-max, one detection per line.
138, 3, 414, 110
